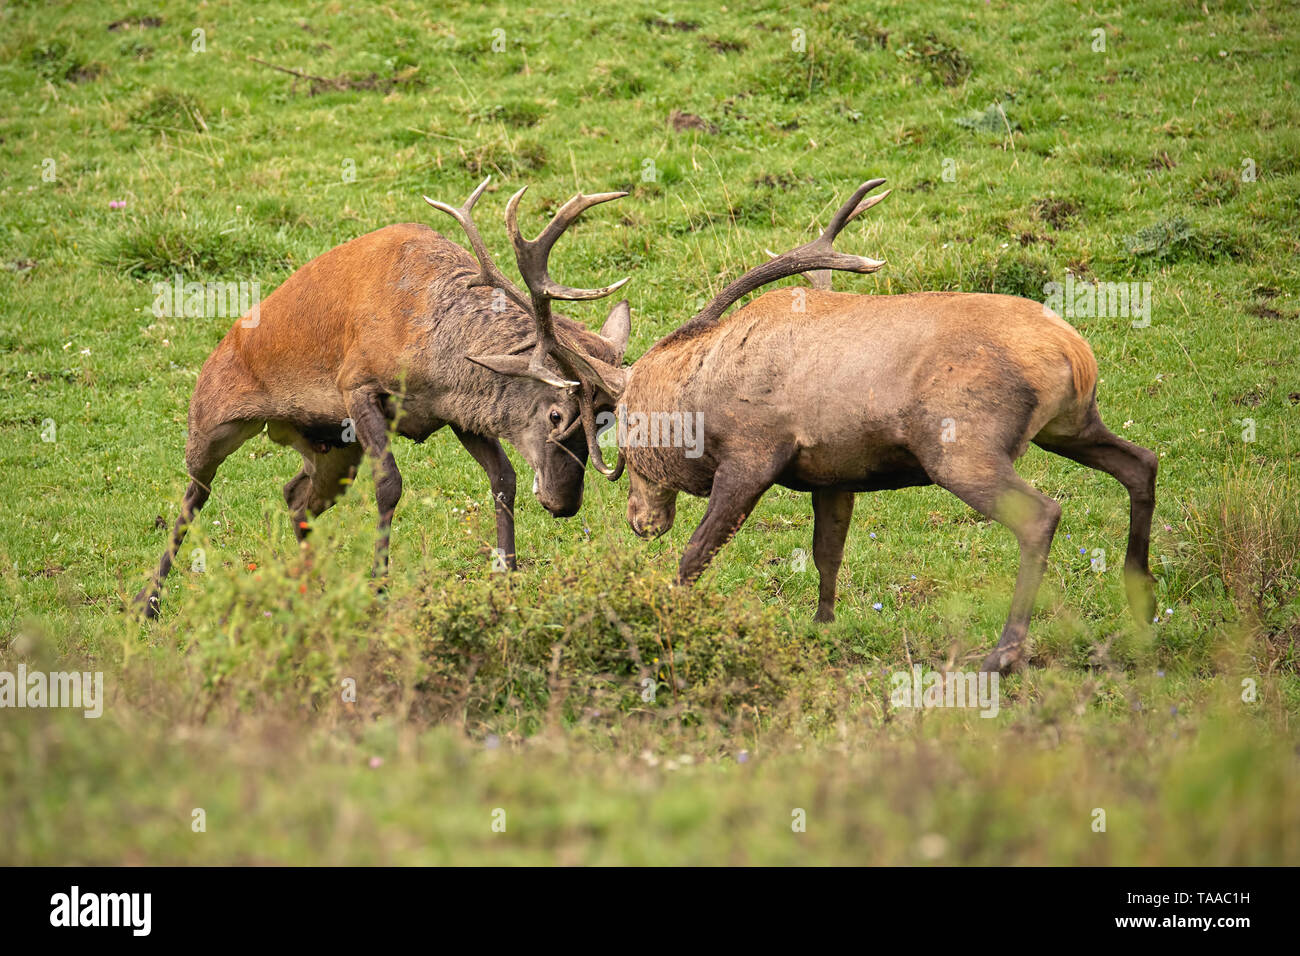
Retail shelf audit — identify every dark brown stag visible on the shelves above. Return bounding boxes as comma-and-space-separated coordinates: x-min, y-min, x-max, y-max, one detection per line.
135, 177, 630, 617
496, 179, 1158, 674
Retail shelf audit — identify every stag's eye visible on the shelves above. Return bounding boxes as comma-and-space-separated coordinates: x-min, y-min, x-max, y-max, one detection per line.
549, 409, 563, 426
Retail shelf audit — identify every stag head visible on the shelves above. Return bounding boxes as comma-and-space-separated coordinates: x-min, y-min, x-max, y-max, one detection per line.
423, 177, 632, 515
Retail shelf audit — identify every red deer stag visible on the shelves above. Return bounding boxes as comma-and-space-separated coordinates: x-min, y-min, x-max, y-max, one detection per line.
135, 177, 630, 618
498, 179, 1157, 674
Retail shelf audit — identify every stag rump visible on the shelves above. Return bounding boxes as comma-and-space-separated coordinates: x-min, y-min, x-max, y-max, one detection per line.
135, 177, 631, 618
517, 179, 1158, 675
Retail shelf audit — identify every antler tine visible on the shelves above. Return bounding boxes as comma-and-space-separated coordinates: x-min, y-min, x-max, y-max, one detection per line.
844, 186, 891, 223
503, 184, 629, 380
819, 177, 888, 241
550, 325, 629, 478
690, 179, 890, 325
505, 186, 631, 303
503, 185, 631, 478
423, 177, 532, 313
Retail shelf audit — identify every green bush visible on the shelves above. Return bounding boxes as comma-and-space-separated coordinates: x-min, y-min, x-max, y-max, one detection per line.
1169, 462, 1300, 672
163, 547, 820, 736
411, 551, 816, 732
965, 253, 1052, 299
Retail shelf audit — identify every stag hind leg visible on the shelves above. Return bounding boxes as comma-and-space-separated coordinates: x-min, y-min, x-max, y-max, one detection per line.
1034, 410, 1158, 628
922, 451, 1062, 674
134, 419, 264, 618
282, 443, 364, 543
811, 490, 855, 622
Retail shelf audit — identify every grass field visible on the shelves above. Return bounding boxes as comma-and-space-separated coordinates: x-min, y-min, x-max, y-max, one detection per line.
1, 0, 1298, 864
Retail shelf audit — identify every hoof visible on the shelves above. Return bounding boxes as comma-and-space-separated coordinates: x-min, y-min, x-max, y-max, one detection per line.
979, 648, 1020, 675
813, 608, 835, 624
1124, 569, 1157, 627
132, 590, 161, 620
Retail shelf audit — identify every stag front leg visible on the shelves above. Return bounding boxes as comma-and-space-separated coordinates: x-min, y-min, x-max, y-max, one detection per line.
347, 389, 403, 578
134, 478, 212, 619
453, 426, 518, 570
678, 454, 792, 585
811, 490, 855, 622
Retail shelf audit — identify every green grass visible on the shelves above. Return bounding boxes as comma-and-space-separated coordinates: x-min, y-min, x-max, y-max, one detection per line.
1, 0, 1298, 864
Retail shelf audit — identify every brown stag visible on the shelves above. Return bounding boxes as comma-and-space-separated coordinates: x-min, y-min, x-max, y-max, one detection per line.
135, 177, 631, 618
494, 179, 1158, 674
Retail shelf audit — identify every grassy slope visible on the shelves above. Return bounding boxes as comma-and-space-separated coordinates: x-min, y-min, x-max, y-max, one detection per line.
0, 0, 1297, 864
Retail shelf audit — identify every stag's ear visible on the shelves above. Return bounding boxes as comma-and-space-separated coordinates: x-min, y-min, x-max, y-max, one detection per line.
466, 353, 578, 389
597, 299, 631, 363
554, 338, 627, 400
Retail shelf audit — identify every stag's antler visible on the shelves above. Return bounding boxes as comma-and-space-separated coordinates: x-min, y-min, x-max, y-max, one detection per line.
504, 186, 630, 379
425, 177, 631, 475
423, 178, 533, 314
691, 179, 890, 324
503, 186, 630, 476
